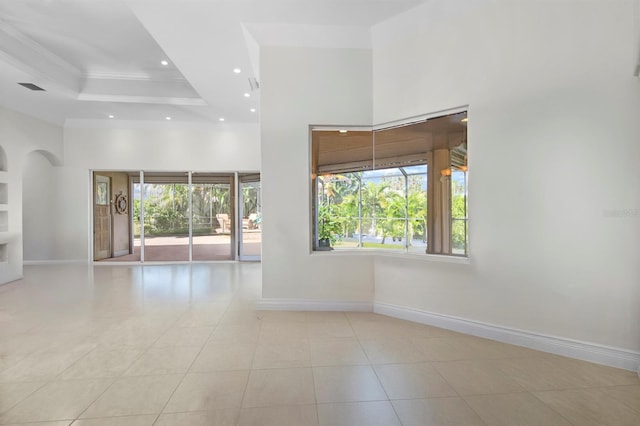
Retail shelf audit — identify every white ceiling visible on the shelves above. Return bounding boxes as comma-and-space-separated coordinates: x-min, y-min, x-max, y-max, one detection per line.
0, 0, 425, 126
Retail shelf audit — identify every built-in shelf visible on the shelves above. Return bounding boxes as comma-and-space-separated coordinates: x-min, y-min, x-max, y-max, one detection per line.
0, 183, 7, 204
0, 211, 7, 232
0, 146, 6, 172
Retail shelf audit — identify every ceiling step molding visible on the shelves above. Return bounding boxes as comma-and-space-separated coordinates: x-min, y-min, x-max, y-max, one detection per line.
77, 93, 207, 106
0, 18, 81, 92
86, 71, 188, 82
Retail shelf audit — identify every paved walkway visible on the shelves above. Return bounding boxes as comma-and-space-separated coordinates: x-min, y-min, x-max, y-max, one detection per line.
103, 234, 261, 262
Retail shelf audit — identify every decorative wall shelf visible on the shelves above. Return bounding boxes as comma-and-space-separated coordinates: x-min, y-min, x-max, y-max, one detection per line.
0, 146, 6, 172
0, 183, 7, 204
0, 211, 7, 232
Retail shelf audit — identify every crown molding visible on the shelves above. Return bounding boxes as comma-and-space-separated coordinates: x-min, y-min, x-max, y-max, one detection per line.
85, 71, 187, 82
76, 93, 208, 106
0, 18, 81, 92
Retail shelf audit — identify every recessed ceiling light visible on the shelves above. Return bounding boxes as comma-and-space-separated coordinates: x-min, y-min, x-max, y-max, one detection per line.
250, 108, 256, 112
165, 116, 172, 120
161, 60, 169, 66
233, 68, 241, 74
108, 114, 114, 119
219, 117, 225, 122
461, 117, 468, 123
244, 93, 250, 98
339, 130, 348, 133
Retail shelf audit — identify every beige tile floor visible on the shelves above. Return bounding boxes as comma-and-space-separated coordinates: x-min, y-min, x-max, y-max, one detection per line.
0, 264, 639, 425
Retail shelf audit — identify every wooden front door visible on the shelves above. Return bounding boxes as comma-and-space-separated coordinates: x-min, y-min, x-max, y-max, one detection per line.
94, 174, 112, 260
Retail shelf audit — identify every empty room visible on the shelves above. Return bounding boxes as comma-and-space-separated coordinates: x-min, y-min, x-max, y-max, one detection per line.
1, 0, 639, 425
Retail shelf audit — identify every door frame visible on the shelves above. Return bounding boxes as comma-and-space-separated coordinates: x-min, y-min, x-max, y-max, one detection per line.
93, 173, 112, 260
91, 170, 261, 263
237, 172, 261, 261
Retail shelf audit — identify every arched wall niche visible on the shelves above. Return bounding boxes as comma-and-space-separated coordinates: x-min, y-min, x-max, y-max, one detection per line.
26, 149, 62, 167
0, 145, 7, 172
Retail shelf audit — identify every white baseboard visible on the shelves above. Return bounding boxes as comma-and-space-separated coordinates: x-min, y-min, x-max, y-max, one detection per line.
375, 302, 640, 372
113, 250, 130, 257
24, 259, 88, 266
0, 273, 23, 285
256, 298, 373, 312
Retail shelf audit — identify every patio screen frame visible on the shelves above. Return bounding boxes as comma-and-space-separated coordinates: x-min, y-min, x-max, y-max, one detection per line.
90, 170, 260, 263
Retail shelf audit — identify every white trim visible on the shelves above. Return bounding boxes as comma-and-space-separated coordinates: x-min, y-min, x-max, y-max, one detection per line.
0, 20, 81, 76
64, 120, 260, 130
374, 302, 640, 372
310, 249, 470, 264
88, 170, 94, 263
309, 124, 372, 132
92, 260, 241, 266
256, 298, 373, 312
139, 171, 145, 262
188, 172, 193, 262
24, 260, 87, 265
76, 93, 207, 106
234, 172, 240, 261
85, 71, 186, 81
0, 273, 23, 284
372, 105, 468, 131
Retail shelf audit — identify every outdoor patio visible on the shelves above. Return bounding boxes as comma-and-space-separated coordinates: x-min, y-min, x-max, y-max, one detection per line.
102, 233, 261, 262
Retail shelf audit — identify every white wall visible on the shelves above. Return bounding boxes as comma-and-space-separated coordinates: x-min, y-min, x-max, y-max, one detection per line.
260, 47, 375, 302
64, 122, 260, 171
371, 0, 640, 352
22, 152, 56, 261
52, 122, 261, 261
0, 107, 63, 282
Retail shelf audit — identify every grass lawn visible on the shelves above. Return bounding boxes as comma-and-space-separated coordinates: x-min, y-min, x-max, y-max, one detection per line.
334, 241, 405, 250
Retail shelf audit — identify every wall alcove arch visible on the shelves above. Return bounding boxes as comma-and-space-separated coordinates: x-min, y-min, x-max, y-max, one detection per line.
27, 149, 62, 167
0, 145, 7, 172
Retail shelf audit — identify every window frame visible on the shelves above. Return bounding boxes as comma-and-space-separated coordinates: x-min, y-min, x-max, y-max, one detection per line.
310, 106, 469, 259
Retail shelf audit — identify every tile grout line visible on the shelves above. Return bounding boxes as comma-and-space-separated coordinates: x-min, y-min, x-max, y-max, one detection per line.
528, 390, 581, 426
417, 344, 492, 426
307, 315, 321, 426
152, 294, 239, 425
300, 315, 319, 426
345, 311, 404, 425
236, 307, 264, 421
0, 379, 49, 420
596, 384, 640, 414
71, 310, 186, 424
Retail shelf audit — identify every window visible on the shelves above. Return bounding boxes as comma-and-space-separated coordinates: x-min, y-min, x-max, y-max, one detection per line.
311, 110, 468, 256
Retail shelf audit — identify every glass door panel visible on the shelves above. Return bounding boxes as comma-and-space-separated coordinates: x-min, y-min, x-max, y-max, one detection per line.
131, 180, 143, 261
192, 174, 233, 261
142, 176, 189, 261
239, 174, 261, 260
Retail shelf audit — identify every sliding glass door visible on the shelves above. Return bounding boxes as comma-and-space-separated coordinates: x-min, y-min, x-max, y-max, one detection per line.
192, 174, 233, 261
141, 173, 189, 261
238, 173, 261, 261
97, 171, 258, 263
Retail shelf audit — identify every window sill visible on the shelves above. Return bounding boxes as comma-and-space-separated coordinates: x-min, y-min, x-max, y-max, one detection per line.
311, 248, 470, 264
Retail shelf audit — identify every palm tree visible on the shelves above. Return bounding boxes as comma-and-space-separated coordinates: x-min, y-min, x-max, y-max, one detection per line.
361, 181, 389, 240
